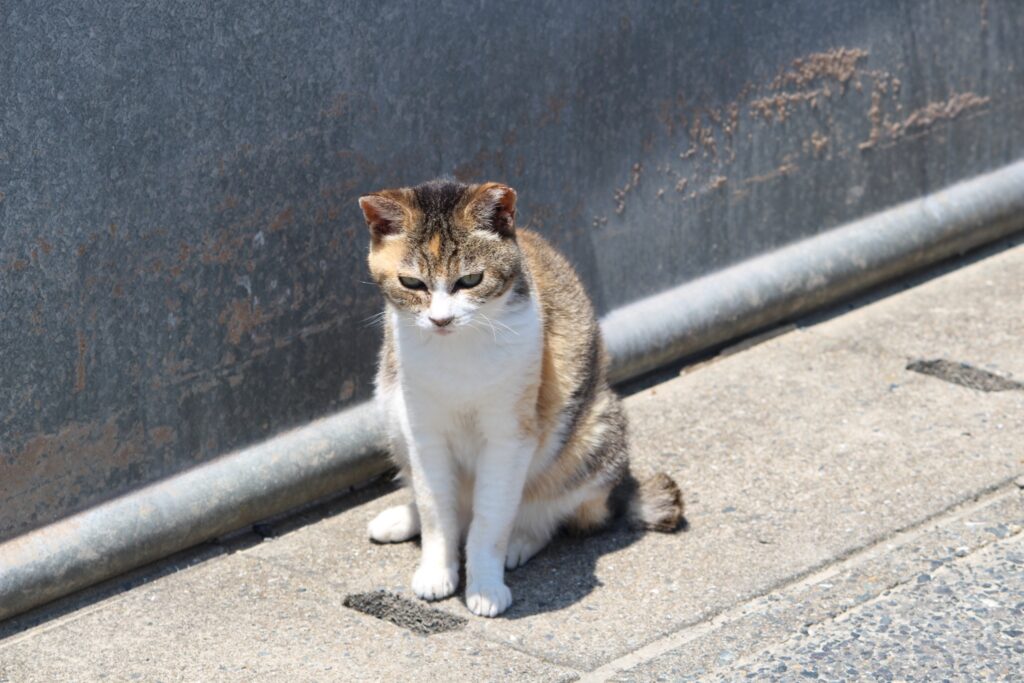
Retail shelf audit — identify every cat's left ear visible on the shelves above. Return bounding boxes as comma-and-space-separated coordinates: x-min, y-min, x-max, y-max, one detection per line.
465, 182, 517, 238
358, 193, 407, 243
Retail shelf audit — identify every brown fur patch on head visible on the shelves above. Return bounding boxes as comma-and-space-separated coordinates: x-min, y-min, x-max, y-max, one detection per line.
427, 233, 442, 257
359, 179, 526, 314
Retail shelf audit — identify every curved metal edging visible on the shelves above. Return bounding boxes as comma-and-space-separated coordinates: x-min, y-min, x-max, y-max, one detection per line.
604, 159, 1024, 383
2, 159, 1024, 622
0, 404, 389, 622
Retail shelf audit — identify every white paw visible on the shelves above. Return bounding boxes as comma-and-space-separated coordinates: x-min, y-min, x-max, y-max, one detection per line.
368, 504, 420, 543
411, 563, 459, 601
505, 535, 545, 570
466, 580, 513, 617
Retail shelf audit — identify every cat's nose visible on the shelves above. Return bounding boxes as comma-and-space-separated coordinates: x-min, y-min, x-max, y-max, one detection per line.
429, 315, 454, 328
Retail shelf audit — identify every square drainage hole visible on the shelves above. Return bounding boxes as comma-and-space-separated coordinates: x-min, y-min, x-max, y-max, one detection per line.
343, 591, 466, 635
906, 359, 1023, 392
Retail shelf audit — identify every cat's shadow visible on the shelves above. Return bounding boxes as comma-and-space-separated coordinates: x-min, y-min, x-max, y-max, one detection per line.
488, 517, 689, 619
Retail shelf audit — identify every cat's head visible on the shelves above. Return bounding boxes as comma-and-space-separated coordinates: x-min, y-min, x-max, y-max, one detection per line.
358, 179, 526, 336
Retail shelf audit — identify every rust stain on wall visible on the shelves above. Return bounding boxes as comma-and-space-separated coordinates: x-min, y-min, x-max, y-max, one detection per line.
148, 426, 177, 448
606, 47, 880, 214
453, 148, 509, 182
809, 131, 829, 156
269, 206, 294, 232
750, 90, 824, 123
770, 47, 868, 91
1, 415, 147, 522
74, 330, 87, 393
860, 91, 990, 150
688, 112, 718, 157
742, 163, 798, 186
199, 231, 244, 266
321, 92, 351, 119
889, 92, 991, 137
215, 195, 240, 212
613, 163, 643, 214
860, 88, 886, 150
706, 175, 728, 191
604, 42, 996, 216
538, 95, 568, 126
218, 298, 272, 345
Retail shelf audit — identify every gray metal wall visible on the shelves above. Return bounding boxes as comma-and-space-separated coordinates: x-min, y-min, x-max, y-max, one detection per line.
3, 1, 1022, 543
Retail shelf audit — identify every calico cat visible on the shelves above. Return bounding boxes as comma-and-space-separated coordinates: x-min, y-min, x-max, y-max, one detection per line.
359, 179, 683, 617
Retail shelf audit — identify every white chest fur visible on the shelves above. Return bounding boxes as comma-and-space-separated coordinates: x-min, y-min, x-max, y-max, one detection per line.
393, 295, 542, 404
387, 293, 542, 469
381, 290, 546, 617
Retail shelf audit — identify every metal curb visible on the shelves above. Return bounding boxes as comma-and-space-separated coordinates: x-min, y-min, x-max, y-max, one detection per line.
2, 159, 1024, 623
604, 159, 1024, 383
0, 403, 390, 622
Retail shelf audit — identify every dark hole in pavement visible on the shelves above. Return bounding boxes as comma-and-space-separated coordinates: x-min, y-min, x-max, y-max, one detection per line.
906, 359, 1024, 392
343, 591, 467, 635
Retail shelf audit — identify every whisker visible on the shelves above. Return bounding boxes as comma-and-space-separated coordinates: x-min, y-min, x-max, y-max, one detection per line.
480, 316, 501, 343
467, 318, 497, 343
478, 312, 519, 338
361, 311, 387, 328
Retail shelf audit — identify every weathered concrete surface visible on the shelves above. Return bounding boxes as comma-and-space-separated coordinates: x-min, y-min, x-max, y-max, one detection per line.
599, 486, 1024, 681
6, 0, 1024, 548
813, 235, 1024, 375
0, 544, 577, 683
707, 531, 1024, 681
1, 243, 1023, 680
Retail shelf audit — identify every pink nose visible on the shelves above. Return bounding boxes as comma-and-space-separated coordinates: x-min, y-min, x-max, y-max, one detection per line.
429, 315, 454, 328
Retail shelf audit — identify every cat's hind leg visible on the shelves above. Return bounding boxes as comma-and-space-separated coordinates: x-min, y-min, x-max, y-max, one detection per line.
368, 501, 420, 543
505, 526, 553, 570
505, 500, 559, 569
505, 484, 615, 569
565, 485, 613, 535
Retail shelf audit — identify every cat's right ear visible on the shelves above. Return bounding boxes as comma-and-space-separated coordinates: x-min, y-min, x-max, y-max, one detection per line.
358, 194, 405, 243
464, 182, 517, 239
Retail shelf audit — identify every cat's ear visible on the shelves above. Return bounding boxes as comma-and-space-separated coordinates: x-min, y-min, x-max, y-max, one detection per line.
358, 193, 406, 242
465, 182, 517, 238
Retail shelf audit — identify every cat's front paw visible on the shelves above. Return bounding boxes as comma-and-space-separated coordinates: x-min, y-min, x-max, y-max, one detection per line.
466, 580, 512, 617
411, 563, 459, 601
368, 503, 420, 543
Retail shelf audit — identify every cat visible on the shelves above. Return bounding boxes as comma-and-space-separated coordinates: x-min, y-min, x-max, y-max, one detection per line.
358, 179, 683, 617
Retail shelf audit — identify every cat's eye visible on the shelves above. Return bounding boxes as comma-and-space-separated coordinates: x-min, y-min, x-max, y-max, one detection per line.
398, 276, 427, 290
454, 272, 483, 290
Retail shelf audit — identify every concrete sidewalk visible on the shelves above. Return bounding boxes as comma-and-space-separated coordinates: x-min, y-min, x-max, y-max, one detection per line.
2, 240, 1022, 682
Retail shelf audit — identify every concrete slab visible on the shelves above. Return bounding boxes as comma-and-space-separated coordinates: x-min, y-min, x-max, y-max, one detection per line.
812, 240, 1024, 377
234, 269, 1023, 670
593, 487, 1024, 681
0, 546, 577, 683
2, 244, 1022, 681
710, 529, 1024, 681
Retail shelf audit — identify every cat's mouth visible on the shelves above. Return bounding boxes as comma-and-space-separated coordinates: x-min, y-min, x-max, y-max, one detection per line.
433, 327, 454, 336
